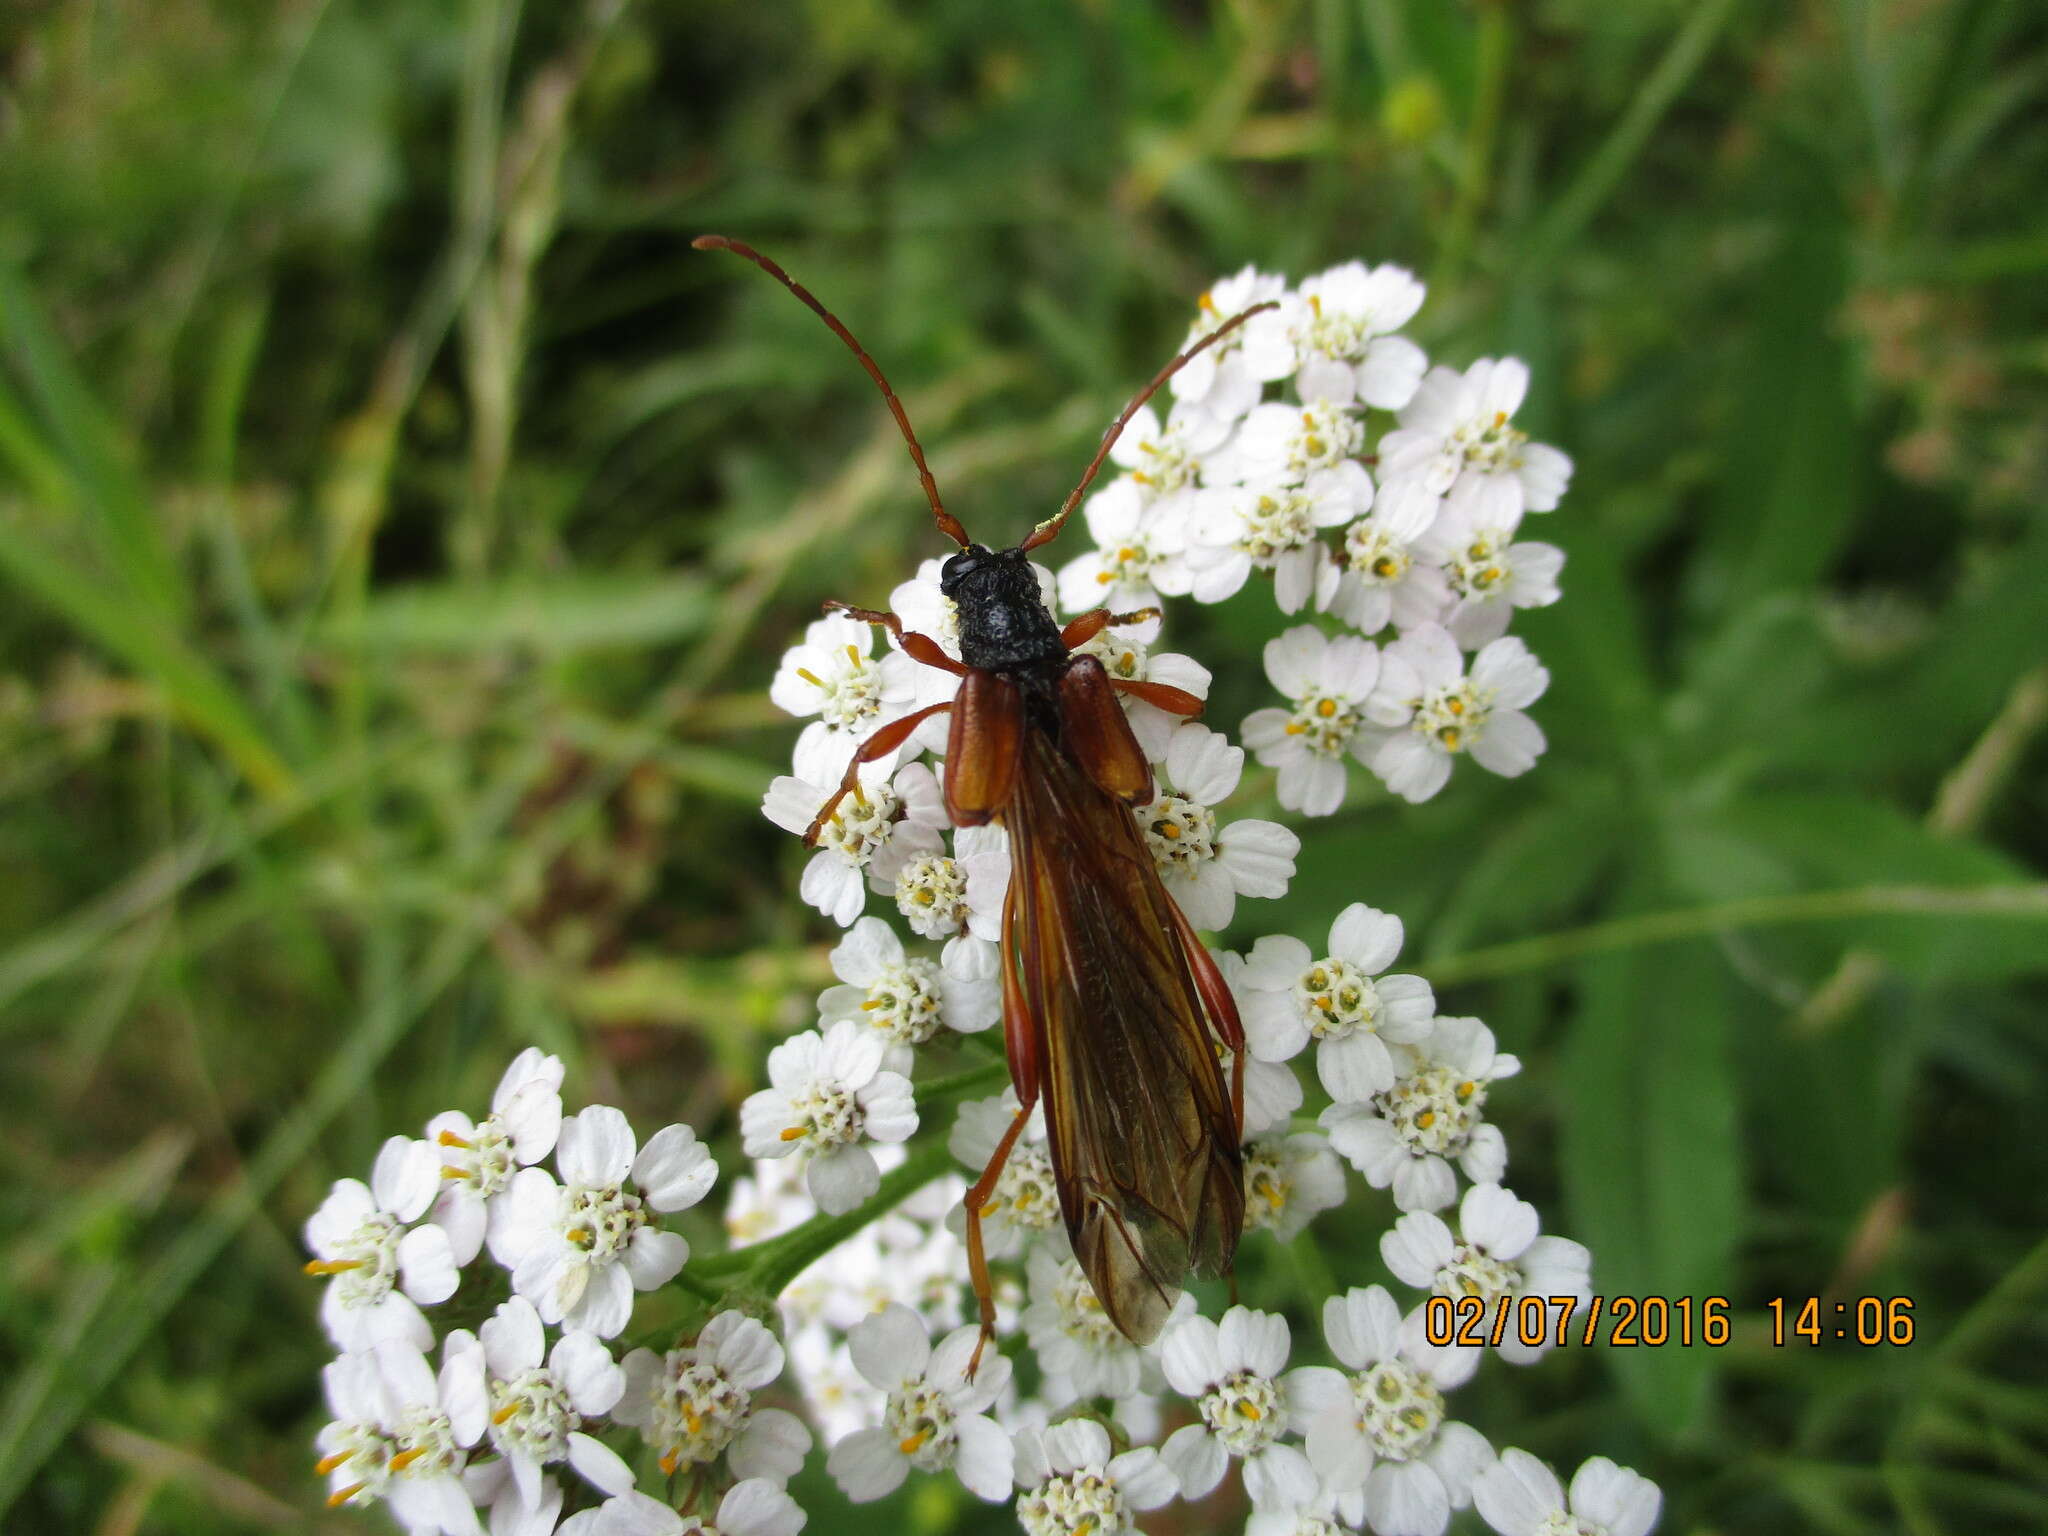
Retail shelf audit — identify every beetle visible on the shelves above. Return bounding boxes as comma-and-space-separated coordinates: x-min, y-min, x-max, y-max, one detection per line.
695, 235, 1275, 1357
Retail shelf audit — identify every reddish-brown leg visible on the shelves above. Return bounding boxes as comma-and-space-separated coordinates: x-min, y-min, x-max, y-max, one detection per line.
964, 1100, 1032, 1382
1110, 677, 1205, 716
965, 882, 1045, 1380
801, 700, 953, 845
1059, 606, 1162, 650
825, 601, 968, 677
1166, 894, 1248, 1136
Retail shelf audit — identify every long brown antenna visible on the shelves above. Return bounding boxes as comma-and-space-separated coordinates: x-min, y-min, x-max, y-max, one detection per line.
693, 235, 970, 549
1020, 299, 1279, 553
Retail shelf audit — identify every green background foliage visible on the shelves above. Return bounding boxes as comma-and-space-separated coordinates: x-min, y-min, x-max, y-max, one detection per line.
2, 0, 2044, 1530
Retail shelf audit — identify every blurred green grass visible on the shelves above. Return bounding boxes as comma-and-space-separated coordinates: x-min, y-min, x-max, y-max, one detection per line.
2, 0, 2046, 1530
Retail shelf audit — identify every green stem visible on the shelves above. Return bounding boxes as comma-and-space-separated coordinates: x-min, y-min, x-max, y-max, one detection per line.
691, 1139, 960, 1290
1420, 883, 2048, 987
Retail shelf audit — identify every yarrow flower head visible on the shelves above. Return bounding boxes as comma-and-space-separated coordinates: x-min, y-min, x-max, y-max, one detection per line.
740, 1018, 918, 1213
1381, 1184, 1592, 1367
616, 1310, 811, 1483
1378, 358, 1574, 526
306, 1136, 457, 1351
1158, 1305, 1320, 1509
1242, 627, 1407, 817
1012, 1418, 1179, 1536
316, 1338, 487, 1535
1290, 1287, 1491, 1536
1137, 722, 1298, 930
1171, 264, 1292, 422
1243, 261, 1429, 409
1319, 480, 1452, 638
1322, 1015, 1519, 1212
770, 611, 919, 785
1241, 1130, 1347, 1241
816, 916, 999, 1073
825, 1303, 1014, 1502
451, 1295, 633, 1508
1232, 903, 1436, 1103
1473, 1451, 1663, 1536
500, 1107, 715, 1338
560, 1480, 808, 1536
426, 1047, 564, 1269
762, 761, 948, 927
1186, 463, 1368, 612
1364, 627, 1550, 803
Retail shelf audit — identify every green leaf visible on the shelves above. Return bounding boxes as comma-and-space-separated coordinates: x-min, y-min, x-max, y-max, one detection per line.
1695, 158, 1857, 612
0, 516, 297, 801
1562, 910, 1742, 1440
0, 259, 187, 620
323, 571, 713, 654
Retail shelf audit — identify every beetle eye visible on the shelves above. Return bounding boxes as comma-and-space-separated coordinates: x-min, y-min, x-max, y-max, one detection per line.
941, 545, 989, 584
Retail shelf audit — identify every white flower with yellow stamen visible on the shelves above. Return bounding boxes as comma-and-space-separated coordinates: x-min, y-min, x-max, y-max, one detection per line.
1242, 1131, 1347, 1242
427, 1048, 564, 1268
1362, 626, 1549, 804
1473, 1451, 1663, 1536
1241, 626, 1407, 817
498, 1108, 714, 1339
316, 1338, 488, 1535
739, 1019, 918, 1214
762, 761, 948, 927
1411, 497, 1563, 651
1381, 1183, 1592, 1367
1319, 479, 1452, 638
615, 1311, 811, 1484
770, 612, 920, 786
1322, 1015, 1518, 1213
1242, 262, 1429, 410
947, 1092, 1060, 1257
1186, 462, 1369, 612
1053, 478, 1191, 640
825, 1303, 1014, 1503
1171, 265, 1293, 423
1288, 1287, 1491, 1536
815, 917, 999, 1074
1110, 399, 1236, 506
1377, 358, 1573, 526
1229, 904, 1436, 1103
1012, 1419, 1179, 1536
1159, 1305, 1320, 1509
305, 1137, 457, 1352
442, 1295, 633, 1511
1137, 722, 1299, 931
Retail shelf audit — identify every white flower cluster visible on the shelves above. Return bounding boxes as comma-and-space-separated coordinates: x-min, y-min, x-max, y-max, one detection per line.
306, 1051, 814, 1536
318, 260, 1647, 1536
728, 267, 1649, 1536
1053, 264, 1573, 816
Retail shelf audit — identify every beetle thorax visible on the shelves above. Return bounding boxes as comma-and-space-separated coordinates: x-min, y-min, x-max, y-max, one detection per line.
940, 544, 1068, 671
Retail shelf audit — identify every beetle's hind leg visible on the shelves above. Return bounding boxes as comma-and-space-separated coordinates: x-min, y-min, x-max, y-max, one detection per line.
963, 1100, 1032, 1382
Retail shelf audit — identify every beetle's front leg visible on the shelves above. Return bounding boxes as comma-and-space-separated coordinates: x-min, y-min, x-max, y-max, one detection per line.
824, 600, 968, 676
1058, 606, 1162, 650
